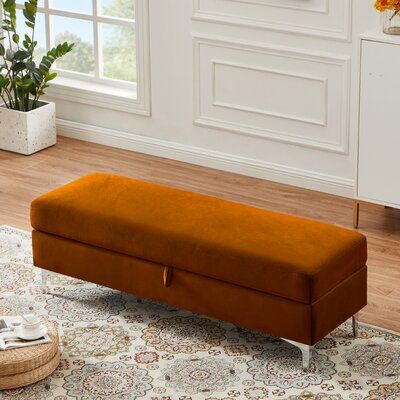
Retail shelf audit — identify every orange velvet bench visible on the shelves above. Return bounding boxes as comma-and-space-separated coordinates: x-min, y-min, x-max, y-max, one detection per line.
30, 173, 367, 369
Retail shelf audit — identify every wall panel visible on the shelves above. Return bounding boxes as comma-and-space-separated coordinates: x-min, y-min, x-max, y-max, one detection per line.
194, 35, 350, 153
193, 0, 352, 41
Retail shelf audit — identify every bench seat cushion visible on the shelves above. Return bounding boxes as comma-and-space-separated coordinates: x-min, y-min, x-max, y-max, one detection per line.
30, 173, 367, 304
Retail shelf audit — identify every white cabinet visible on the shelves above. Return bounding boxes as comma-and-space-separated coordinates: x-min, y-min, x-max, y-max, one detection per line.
355, 29, 400, 226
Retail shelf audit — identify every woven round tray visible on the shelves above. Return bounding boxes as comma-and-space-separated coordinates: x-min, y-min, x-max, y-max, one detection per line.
0, 320, 59, 377
0, 350, 60, 390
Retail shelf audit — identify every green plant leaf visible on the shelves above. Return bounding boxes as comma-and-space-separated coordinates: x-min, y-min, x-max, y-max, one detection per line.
26, 60, 35, 70
14, 50, 30, 61
5, 49, 15, 61
4, 0, 16, 8
23, 9, 35, 23
13, 61, 26, 74
46, 72, 57, 81
0, 76, 11, 88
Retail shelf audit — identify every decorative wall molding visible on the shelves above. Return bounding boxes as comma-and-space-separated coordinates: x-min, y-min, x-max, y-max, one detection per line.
57, 118, 355, 197
230, 0, 329, 14
211, 60, 329, 127
193, 0, 352, 42
193, 34, 351, 154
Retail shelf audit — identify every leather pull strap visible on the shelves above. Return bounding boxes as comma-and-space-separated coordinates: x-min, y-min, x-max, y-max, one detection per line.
163, 266, 172, 288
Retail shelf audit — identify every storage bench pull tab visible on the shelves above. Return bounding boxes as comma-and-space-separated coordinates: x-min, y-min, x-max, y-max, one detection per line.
163, 266, 172, 288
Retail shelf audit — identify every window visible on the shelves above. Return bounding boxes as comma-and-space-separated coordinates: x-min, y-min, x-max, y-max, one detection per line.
14, 0, 151, 115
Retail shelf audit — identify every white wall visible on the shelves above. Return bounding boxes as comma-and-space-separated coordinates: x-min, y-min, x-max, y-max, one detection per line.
54, 0, 379, 197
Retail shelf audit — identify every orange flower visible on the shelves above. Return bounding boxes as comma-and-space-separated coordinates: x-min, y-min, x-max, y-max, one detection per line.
375, 0, 400, 12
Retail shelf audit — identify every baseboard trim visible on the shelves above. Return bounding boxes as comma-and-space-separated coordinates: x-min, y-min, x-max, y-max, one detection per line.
57, 119, 354, 197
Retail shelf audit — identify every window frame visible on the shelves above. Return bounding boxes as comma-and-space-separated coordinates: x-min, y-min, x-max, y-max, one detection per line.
15, 0, 151, 115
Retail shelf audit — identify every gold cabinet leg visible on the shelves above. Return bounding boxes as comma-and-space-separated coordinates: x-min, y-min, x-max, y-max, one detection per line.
353, 201, 360, 229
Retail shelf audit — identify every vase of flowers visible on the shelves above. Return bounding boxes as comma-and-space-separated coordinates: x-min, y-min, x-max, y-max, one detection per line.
375, 0, 400, 35
0, 0, 74, 155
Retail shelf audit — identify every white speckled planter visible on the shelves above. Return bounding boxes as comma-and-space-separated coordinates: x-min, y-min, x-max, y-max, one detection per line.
0, 101, 56, 155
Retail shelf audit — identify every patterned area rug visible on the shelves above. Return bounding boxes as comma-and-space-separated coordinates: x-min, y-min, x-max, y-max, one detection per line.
0, 226, 399, 400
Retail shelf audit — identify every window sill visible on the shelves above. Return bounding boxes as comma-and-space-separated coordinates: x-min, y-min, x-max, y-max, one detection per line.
45, 76, 151, 116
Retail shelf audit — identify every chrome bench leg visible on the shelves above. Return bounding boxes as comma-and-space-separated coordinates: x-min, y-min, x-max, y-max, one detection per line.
41, 269, 49, 286
352, 314, 358, 338
282, 314, 358, 371
284, 339, 312, 371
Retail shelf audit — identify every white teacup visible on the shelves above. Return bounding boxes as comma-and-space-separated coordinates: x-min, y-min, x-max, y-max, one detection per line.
21, 314, 42, 337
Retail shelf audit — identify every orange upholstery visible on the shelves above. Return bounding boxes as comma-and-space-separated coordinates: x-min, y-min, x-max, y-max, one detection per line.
32, 231, 367, 345
31, 173, 367, 304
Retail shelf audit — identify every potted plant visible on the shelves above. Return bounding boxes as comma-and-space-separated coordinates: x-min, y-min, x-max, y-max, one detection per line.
375, 0, 400, 35
0, 0, 73, 155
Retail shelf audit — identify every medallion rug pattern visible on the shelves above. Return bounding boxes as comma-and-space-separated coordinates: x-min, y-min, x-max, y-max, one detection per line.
0, 226, 399, 400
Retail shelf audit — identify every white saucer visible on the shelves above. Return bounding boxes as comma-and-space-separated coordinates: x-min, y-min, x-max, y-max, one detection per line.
15, 325, 48, 341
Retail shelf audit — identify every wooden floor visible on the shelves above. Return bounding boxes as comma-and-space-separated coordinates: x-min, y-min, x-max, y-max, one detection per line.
1, 137, 399, 333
